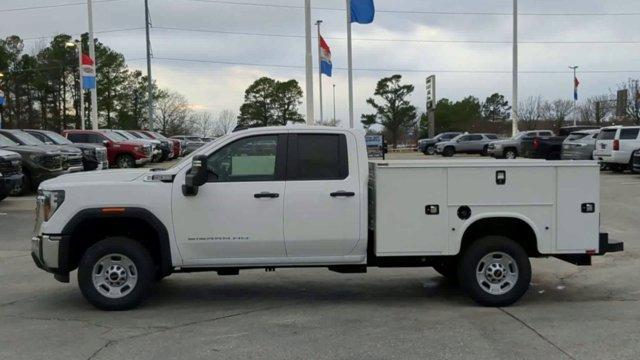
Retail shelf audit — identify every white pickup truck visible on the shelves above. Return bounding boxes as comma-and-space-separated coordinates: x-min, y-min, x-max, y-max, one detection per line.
31, 126, 623, 310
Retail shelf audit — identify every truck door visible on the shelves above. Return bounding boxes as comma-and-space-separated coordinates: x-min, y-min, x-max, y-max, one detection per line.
172, 134, 288, 265
283, 132, 360, 257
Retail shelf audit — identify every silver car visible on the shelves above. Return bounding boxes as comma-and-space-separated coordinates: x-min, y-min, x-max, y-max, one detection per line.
435, 133, 499, 157
561, 129, 600, 160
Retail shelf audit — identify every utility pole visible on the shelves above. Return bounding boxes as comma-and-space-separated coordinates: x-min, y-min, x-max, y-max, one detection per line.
304, 0, 314, 125
76, 40, 85, 130
145, 0, 154, 129
333, 83, 336, 124
346, 0, 354, 128
569, 65, 579, 126
511, 0, 518, 136
316, 20, 324, 124
87, 0, 98, 129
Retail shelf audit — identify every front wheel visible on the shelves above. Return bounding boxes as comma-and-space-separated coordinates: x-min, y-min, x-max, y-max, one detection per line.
78, 237, 154, 310
481, 145, 489, 156
442, 147, 455, 157
116, 154, 135, 168
458, 236, 531, 307
425, 145, 436, 155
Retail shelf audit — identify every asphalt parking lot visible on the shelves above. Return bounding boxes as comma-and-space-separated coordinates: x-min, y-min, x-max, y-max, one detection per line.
1, 154, 639, 360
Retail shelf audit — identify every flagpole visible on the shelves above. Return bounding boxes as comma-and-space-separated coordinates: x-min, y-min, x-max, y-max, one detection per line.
511, 0, 518, 137
333, 83, 336, 123
304, 0, 315, 125
87, 0, 98, 130
76, 40, 85, 130
316, 20, 324, 124
346, 0, 354, 128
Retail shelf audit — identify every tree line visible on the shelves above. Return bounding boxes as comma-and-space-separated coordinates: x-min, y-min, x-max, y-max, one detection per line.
0, 34, 235, 136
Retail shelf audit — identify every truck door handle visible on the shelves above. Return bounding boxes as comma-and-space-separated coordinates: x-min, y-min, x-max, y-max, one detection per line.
330, 191, 355, 197
254, 192, 279, 199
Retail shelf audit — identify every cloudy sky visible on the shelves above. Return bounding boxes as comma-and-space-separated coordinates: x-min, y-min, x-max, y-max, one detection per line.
2, 0, 639, 126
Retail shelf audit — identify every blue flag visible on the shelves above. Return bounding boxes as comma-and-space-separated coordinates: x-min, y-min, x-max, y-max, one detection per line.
351, 0, 375, 24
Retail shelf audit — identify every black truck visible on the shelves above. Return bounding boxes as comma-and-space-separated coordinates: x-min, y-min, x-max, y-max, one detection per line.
521, 126, 600, 160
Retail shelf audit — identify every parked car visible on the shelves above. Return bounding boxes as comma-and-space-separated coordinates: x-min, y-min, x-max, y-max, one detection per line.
0, 129, 84, 173
488, 130, 554, 159
110, 130, 162, 162
0, 149, 24, 200
24, 129, 108, 171
593, 126, 640, 172
127, 130, 173, 161
31, 126, 622, 310
417, 132, 462, 155
63, 130, 153, 168
561, 129, 600, 160
0, 133, 67, 192
435, 133, 499, 157
140, 130, 182, 158
521, 126, 600, 160
171, 135, 205, 155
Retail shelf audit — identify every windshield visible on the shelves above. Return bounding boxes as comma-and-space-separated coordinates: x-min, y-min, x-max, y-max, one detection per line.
102, 131, 127, 142
449, 134, 464, 142
597, 129, 617, 140
10, 131, 45, 146
136, 131, 154, 140
150, 131, 167, 139
440, 133, 458, 140
42, 131, 72, 145
167, 133, 230, 170
114, 130, 136, 140
0, 134, 18, 147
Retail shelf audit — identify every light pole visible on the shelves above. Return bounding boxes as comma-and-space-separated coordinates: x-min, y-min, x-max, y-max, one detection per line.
87, 0, 98, 129
304, 0, 314, 125
145, 0, 154, 129
66, 41, 85, 130
0, 72, 4, 129
511, 0, 519, 136
569, 65, 579, 126
333, 83, 336, 124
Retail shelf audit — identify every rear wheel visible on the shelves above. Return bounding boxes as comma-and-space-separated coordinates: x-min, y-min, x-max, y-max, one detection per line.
629, 152, 639, 174
458, 236, 531, 307
442, 146, 455, 157
504, 148, 517, 159
78, 237, 154, 310
116, 154, 135, 168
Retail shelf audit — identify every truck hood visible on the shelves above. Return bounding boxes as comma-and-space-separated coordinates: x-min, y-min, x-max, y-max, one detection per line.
0, 145, 61, 155
489, 139, 515, 146
40, 168, 149, 189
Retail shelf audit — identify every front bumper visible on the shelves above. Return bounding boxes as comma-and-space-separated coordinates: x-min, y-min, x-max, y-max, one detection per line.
31, 234, 69, 282
1, 173, 24, 196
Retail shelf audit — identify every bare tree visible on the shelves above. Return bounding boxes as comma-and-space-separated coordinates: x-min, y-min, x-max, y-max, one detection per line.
577, 95, 614, 124
153, 90, 191, 135
615, 79, 640, 124
540, 99, 574, 129
189, 111, 216, 137
213, 109, 237, 136
518, 96, 543, 130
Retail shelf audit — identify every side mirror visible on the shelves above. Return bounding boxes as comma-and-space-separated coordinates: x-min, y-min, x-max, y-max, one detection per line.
102, 140, 110, 147
182, 155, 208, 196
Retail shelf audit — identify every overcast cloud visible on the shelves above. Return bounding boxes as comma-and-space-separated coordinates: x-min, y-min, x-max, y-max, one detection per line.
2, 0, 639, 126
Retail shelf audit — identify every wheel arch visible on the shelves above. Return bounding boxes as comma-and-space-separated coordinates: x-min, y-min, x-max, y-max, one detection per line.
455, 213, 541, 257
60, 207, 173, 277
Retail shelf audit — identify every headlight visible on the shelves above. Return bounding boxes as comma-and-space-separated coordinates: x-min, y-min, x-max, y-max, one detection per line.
39, 190, 65, 222
82, 149, 95, 156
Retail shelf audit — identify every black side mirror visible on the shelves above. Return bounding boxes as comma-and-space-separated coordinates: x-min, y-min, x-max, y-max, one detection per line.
183, 155, 208, 196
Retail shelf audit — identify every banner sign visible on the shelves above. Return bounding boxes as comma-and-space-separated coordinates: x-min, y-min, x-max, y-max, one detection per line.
0, 90, 5, 106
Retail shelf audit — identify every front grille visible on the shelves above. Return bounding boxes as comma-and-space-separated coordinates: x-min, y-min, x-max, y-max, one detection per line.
96, 149, 107, 162
0, 158, 21, 176
67, 155, 83, 168
41, 155, 63, 170
144, 146, 152, 157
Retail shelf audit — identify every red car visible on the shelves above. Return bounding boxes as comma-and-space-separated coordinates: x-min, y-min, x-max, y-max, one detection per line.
139, 130, 182, 158
63, 130, 153, 168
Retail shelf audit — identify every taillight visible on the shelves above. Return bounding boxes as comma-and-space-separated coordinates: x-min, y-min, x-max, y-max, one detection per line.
613, 139, 620, 151
533, 138, 540, 150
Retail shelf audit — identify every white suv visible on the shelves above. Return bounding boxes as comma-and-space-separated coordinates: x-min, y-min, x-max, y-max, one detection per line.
593, 126, 640, 172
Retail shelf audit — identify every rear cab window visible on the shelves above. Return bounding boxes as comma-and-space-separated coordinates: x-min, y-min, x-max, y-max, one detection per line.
287, 134, 348, 180
597, 129, 617, 140
566, 133, 588, 141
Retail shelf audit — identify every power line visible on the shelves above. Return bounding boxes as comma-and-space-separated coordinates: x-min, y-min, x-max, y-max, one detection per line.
0, 0, 127, 13
178, 0, 640, 16
20, 27, 145, 42
149, 56, 640, 74
152, 26, 640, 45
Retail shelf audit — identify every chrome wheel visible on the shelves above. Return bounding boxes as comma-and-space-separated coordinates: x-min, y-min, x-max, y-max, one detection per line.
475, 252, 518, 295
92, 254, 138, 299
117, 156, 134, 168
505, 150, 516, 159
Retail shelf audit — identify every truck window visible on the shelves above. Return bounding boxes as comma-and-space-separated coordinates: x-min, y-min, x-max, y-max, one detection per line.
87, 134, 106, 144
566, 133, 588, 141
619, 128, 639, 140
468, 135, 483, 141
485, 134, 498, 140
206, 135, 279, 182
598, 129, 617, 140
67, 133, 87, 143
538, 131, 553, 137
288, 134, 348, 181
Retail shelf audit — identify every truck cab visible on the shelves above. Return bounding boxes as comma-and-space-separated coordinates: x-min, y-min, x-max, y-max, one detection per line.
31, 126, 622, 310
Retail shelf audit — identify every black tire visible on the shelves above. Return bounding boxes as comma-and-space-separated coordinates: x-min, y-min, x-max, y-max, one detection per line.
116, 154, 135, 168
481, 145, 489, 156
442, 146, 455, 157
425, 145, 436, 156
629, 153, 639, 174
504, 148, 517, 159
457, 236, 531, 307
433, 260, 458, 282
78, 237, 155, 311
